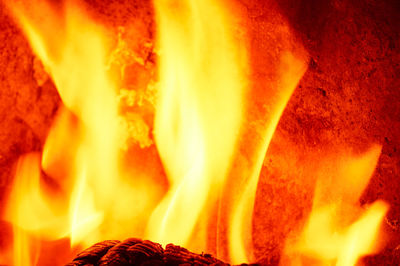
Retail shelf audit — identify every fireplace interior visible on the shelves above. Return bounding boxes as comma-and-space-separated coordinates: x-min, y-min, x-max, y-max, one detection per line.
0, 0, 399, 265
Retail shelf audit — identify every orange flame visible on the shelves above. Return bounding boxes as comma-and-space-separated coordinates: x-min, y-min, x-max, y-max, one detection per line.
148, 0, 248, 251
283, 145, 389, 266
2, 0, 390, 265
5, 153, 68, 265
4, 1, 158, 265
227, 51, 308, 264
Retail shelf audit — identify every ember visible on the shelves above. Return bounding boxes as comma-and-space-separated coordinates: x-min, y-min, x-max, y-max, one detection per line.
0, 0, 398, 265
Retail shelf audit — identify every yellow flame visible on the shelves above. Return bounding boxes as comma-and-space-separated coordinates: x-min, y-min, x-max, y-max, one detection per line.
228, 51, 308, 264
10, 0, 122, 245
5, 1, 157, 264
5, 153, 68, 265
148, 0, 247, 250
284, 145, 389, 266
4, 1, 390, 265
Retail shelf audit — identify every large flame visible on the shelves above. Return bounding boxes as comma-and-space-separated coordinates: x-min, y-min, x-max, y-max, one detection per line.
4, 1, 157, 265
148, 0, 247, 251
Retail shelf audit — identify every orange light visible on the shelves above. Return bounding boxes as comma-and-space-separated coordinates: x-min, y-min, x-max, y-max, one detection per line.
228, 51, 308, 264
147, 0, 248, 254
284, 145, 389, 266
5, 1, 159, 265
3, 1, 390, 265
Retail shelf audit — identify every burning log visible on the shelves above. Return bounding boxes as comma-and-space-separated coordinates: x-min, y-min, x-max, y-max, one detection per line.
66, 238, 259, 266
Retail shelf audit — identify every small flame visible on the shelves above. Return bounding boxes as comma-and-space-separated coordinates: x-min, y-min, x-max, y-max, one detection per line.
228, 51, 308, 264
148, 0, 247, 251
283, 145, 389, 266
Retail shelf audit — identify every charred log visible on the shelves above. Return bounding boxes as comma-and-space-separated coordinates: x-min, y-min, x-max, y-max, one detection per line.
66, 238, 260, 266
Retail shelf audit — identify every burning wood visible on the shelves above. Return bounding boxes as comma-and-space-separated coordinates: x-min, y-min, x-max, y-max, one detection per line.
65, 238, 252, 266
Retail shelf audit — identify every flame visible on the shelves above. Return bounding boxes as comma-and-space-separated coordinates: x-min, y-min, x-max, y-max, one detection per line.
7, 0, 121, 247
148, 0, 247, 251
2, 0, 390, 265
283, 145, 389, 266
4, 1, 157, 265
5, 153, 68, 265
227, 51, 308, 263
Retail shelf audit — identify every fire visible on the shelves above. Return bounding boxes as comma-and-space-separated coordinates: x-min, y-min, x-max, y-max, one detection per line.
283, 145, 389, 265
226, 51, 308, 264
4, 1, 158, 265
1, 0, 390, 265
147, 0, 247, 250
6, 153, 68, 265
